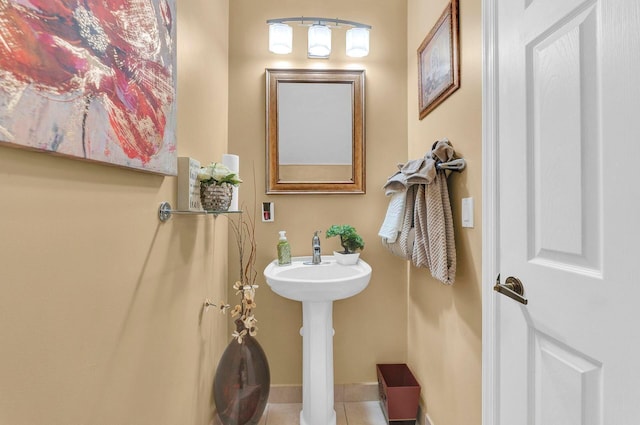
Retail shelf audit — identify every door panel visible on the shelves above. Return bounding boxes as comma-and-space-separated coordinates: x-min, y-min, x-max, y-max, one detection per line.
533, 331, 602, 425
527, 1, 601, 274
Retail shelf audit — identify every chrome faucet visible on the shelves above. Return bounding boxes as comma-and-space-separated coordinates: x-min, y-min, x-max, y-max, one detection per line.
311, 230, 322, 264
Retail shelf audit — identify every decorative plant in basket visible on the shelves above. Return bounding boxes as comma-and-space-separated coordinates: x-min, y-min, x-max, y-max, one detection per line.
197, 162, 242, 211
326, 224, 365, 265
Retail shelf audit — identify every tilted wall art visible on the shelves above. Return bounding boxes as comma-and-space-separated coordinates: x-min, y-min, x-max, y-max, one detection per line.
417, 0, 460, 120
0, 0, 177, 175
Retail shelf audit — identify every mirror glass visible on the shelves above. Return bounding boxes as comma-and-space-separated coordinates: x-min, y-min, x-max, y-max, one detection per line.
266, 69, 365, 194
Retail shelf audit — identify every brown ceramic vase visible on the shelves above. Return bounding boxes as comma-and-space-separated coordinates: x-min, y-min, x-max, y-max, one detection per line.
213, 320, 270, 425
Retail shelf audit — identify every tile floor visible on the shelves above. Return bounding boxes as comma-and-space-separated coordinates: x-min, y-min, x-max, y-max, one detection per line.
259, 401, 388, 425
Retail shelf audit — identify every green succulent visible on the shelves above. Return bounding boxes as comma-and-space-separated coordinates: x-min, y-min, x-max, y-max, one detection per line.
326, 224, 365, 254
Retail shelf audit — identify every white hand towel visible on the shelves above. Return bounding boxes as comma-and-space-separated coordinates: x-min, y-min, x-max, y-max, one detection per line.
378, 191, 406, 243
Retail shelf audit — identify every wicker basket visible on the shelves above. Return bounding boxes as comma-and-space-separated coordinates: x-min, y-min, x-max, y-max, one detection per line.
200, 182, 233, 211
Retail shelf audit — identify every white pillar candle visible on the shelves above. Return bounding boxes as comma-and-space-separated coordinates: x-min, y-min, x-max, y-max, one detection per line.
222, 154, 240, 211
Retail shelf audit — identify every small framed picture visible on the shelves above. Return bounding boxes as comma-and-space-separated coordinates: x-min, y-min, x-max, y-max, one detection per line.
417, 0, 460, 119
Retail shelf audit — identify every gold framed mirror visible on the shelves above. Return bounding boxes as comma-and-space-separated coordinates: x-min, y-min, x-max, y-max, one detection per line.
265, 69, 365, 194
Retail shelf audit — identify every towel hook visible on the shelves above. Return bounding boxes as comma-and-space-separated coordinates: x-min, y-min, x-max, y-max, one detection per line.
437, 158, 466, 171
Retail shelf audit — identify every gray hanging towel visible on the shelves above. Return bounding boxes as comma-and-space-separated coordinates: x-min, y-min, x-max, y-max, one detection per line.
412, 171, 456, 285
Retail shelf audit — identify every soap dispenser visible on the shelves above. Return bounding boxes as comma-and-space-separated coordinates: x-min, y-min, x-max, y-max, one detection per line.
277, 231, 292, 266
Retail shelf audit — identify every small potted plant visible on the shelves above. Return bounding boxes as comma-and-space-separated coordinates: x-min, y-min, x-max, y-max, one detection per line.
326, 224, 365, 265
197, 162, 242, 211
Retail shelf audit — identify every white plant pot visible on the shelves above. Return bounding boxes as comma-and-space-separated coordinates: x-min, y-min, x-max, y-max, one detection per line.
333, 251, 360, 265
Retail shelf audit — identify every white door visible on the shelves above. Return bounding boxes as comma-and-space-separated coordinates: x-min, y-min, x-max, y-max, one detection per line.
491, 0, 640, 423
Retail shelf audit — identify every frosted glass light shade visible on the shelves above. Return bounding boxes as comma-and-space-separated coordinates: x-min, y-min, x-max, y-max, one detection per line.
308, 24, 331, 58
269, 23, 292, 54
346, 27, 370, 57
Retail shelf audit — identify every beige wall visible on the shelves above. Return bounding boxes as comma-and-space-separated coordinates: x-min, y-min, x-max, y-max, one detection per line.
406, 0, 483, 424
228, 0, 409, 385
0, 2, 230, 425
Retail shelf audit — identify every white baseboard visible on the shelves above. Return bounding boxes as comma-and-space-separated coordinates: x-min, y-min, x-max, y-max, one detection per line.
425, 413, 434, 425
269, 382, 379, 403
416, 399, 434, 425
212, 382, 380, 424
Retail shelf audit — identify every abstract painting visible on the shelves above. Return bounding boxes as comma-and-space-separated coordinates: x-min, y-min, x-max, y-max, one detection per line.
0, 0, 177, 175
417, 0, 459, 120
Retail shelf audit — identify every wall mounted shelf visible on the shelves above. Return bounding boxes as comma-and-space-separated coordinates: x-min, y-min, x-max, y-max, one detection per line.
158, 201, 242, 222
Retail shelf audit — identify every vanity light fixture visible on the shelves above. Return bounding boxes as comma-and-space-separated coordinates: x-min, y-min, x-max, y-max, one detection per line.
308, 23, 332, 58
268, 22, 293, 54
266, 17, 371, 59
345, 27, 370, 57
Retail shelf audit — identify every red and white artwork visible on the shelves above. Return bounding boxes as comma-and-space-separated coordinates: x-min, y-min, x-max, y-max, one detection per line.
0, 0, 177, 175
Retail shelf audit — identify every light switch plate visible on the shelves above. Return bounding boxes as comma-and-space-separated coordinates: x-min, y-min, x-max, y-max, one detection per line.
462, 197, 474, 228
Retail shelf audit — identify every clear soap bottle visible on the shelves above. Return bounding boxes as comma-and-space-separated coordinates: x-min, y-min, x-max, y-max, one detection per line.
277, 231, 291, 266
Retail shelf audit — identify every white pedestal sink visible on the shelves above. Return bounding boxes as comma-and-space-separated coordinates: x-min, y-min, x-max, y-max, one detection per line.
264, 256, 372, 425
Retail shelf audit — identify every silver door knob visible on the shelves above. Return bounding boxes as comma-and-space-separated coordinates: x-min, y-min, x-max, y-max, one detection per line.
494, 274, 528, 305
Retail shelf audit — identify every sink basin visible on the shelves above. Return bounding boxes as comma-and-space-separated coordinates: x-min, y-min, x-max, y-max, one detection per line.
264, 256, 372, 302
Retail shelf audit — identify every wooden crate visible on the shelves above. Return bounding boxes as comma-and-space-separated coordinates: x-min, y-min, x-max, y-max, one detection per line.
376, 364, 421, 424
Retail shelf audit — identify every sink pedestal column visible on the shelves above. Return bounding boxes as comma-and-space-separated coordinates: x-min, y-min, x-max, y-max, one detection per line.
263, 257, 372, 425
300, 300, 336, 425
